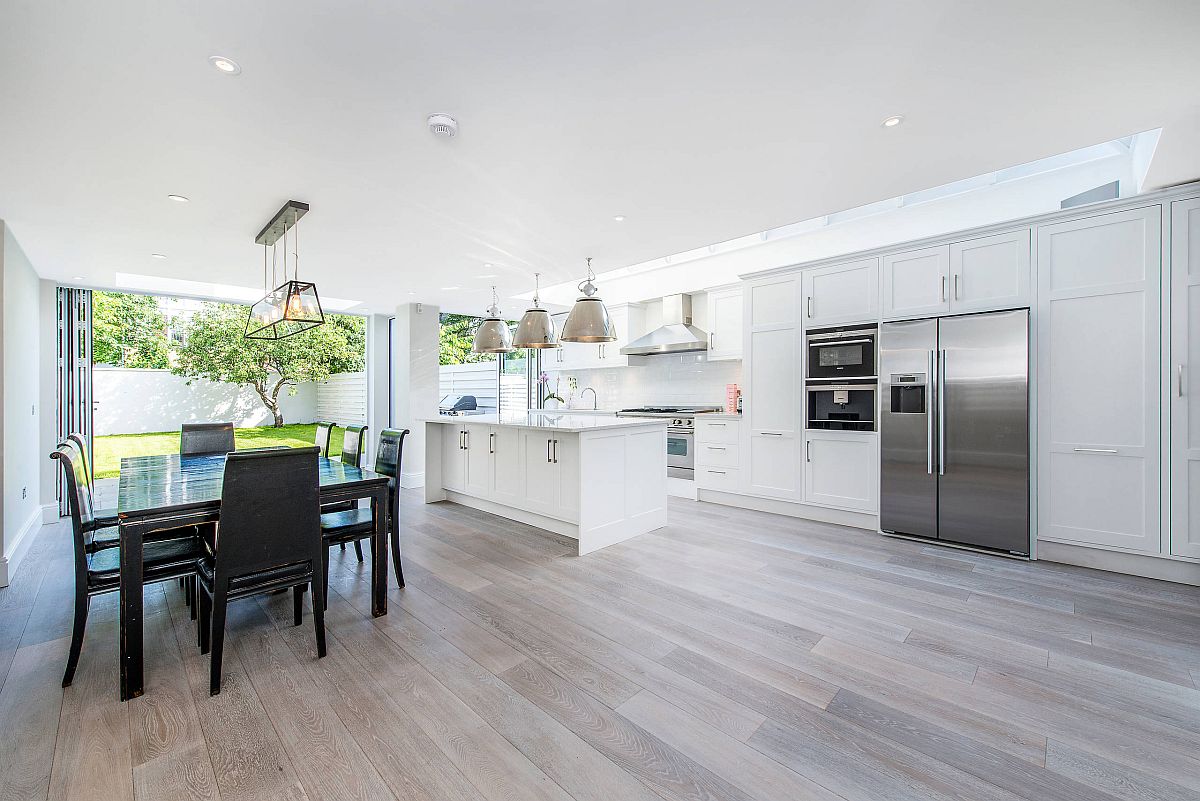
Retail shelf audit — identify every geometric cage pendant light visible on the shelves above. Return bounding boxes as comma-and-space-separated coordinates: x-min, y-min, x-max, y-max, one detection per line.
246, 200, 326, 340
560, 257, 615, 343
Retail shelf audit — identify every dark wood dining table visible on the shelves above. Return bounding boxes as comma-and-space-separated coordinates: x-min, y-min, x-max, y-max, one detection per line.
116, 451, 390, 700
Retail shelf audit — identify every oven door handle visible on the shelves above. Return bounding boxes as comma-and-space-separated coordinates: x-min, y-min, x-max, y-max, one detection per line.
812, 337, 874, 346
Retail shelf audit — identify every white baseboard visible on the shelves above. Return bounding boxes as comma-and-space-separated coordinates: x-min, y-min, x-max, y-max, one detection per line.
1037, 540, 1200, 586
41, 503, 59, 525
697, 488, 878, 531
400, 470, 425, 489
0, 506, 44, 588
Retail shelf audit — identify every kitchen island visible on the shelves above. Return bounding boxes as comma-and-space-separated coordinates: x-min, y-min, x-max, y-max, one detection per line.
424, 412, 667, 554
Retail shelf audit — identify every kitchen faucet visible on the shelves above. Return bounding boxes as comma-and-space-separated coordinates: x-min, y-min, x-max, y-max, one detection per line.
579, 387, 598, 410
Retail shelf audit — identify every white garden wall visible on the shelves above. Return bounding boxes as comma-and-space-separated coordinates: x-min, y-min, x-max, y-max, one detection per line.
315, 371, 367, 425
438, 362, 525, 412
94, 368, 317, 434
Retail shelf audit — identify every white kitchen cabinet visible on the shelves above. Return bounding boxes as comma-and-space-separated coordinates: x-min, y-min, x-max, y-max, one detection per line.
801, 257, 879, 328
441, 424, 469, 492
1170, 198, 1200, 559
948, 228, 1031, 313
803, 431, 878, 512
705, 286, 743, 360
490, 425, 524, 506
521, 429, 562, 516
696, 416, 743, 491
1037, 206, 1161, 553
744, 275, 803, 501
882, 245, 951, 319
464, 424, 492, 497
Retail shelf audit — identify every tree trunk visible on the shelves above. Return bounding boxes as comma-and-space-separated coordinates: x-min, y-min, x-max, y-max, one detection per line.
251, 380, 287, 428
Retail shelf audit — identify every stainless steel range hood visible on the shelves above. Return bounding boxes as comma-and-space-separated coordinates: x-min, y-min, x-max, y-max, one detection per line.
620, 294, 709, 356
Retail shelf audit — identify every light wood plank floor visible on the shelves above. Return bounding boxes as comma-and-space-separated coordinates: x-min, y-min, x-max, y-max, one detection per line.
3, 490, 1200, 801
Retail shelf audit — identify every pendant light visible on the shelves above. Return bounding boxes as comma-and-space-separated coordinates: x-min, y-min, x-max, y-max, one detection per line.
246, 200, 325, 340
512, 272, 560, 349
560, 257, 615, 343
471, 286, 515, 353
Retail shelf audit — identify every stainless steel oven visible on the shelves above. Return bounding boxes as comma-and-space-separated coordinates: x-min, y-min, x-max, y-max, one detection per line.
806, 325, 877, 381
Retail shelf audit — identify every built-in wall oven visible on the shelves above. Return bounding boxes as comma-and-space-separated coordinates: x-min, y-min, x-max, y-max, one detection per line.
806, 325, 877, 381
806, 384, 876, 431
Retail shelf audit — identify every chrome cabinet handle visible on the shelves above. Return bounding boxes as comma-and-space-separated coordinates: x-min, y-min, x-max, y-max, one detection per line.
762, 432, 783, 436
806, 441, 811, 463
954, 273, 960, 300
489, 431, 495, 454
936, 350, 945, 474
707, 446, 726, 451
807, 297, 814, 318
553, 439, 558, 463
927, 350, 935, 475
710, 332, 715, 349
707, 470, 726, 475
1179, 365, 1185, 398
547, 438, 552, 463
940, 275, 947, 303
1073, 447, 1118, 454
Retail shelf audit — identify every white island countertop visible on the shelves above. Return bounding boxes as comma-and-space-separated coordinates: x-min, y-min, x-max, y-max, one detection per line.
423, 412, 667, 433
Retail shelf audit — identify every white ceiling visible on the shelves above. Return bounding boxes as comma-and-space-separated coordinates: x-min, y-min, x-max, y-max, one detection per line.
2, 1, 1199, 315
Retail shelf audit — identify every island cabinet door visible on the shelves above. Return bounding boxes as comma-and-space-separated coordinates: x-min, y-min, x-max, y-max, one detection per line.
490, 426, 524, 506
521, 430, 560, 516
553, 434, 580, 520
464, 425, 492, 498
441, 426, 468, 492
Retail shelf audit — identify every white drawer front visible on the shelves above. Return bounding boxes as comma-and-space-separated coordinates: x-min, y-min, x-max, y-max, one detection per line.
697, 442, 739, 468
696, 466, 740, 491
696, 418, 740, 444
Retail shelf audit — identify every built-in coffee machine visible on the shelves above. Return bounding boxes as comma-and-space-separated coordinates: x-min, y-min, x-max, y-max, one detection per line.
804, 324, 878, 432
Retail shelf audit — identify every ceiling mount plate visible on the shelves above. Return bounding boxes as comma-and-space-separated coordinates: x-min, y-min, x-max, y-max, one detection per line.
254, 200, 309, 246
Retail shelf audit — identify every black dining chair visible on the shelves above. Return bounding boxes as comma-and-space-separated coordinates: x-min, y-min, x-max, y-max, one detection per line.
314, 421, 336, 458
180, 422, 236, 456
51, 444, 206, 688
66, 432, 119, 526
320, 428, 408, 605
196, 446, 326, 695
329, 424, 368, 561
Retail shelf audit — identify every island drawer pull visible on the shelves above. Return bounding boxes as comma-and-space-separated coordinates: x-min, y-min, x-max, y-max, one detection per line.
1073, 447, 1118, 454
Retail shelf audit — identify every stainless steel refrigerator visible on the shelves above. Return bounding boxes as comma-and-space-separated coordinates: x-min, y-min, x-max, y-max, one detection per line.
880, 309, 1029, 555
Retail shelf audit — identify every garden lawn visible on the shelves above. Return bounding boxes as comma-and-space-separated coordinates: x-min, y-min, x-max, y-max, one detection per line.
92, 423, 342, 479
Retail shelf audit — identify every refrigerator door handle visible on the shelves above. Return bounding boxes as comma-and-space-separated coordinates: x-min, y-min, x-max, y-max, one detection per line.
927, 349, 935, 475
938, 348, 946, 476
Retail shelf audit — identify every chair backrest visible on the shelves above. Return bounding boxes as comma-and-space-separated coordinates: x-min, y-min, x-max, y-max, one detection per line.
340, 425, 367, 468
215, 446, 321, 580
314, 421, 336, 458
181, 422, 235, 456
66, 432, 93, 489
50, 443, 94, 577
372, 429, 409, 479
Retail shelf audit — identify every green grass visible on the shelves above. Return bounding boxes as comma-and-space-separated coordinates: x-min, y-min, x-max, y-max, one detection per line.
93, 423, 342, 479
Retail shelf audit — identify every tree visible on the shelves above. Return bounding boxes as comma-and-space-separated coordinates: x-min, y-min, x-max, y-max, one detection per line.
172, 303, 366, 426
92, 291, 170, 368
439, 313, 497, 365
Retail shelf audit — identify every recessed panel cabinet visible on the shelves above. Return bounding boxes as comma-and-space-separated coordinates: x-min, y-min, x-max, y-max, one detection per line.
949, 228, 1031, 313
705, 287, 743, 360
1170, 198, 1200, 559
1037, 206, 1161, 553
803, 431, 877, 512
801, 258, 879, 327
882, 245, 950, 319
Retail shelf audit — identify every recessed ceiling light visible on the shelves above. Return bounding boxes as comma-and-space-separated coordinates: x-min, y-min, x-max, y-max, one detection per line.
441, 286, 459, 290
73, 275, 85, 281
881, 115, 905, 128
484, 262, 493, 268
208, 55, 241, 75
477, 274, 497, 279
613, 215, 626, 222
167, 194, 189, 203
151, 253, 167, 259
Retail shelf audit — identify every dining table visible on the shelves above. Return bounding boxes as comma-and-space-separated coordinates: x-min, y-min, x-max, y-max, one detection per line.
115, 451, 390, 700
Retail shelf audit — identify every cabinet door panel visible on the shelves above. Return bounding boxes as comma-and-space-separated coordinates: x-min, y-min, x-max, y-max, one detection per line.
521, 431, 558, 514
803, 433, 878, 512
707, 288, 743, 360
802, 258, 879, 327
465, 425, 492, 497
748, 433, 800, 500
949, 228, 1031, 313
1171, 198, 1200, 558
491, 426, 523, 505
882, 245, 950, 319
748, 328, 797, 434
441, 427, 467, 492
749, 278, 797, 327
554, 434, 580, 520
1037, 206, 1160, 553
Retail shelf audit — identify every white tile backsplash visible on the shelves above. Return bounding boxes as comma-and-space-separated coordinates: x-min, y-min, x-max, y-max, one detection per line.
546, 355, 741, 410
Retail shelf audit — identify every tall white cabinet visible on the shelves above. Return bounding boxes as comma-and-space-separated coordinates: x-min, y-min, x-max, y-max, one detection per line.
1170, 198, 1200, 559
1037, 206, 1162, 554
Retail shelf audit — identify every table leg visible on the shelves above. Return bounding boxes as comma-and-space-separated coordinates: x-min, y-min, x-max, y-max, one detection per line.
372, 486, 388, 617
119, 522, 145, 700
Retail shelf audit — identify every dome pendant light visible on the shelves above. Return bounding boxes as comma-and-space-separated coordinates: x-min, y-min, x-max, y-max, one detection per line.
560, 257, 615, 343
513, 272, 560, 349
472, 286, 515, 353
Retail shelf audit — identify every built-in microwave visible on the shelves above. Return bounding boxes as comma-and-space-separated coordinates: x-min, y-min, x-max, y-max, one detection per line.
806, 324, 877, 381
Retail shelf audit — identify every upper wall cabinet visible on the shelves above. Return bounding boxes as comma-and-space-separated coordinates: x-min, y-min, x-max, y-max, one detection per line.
1170, 198, 1200, 559
882, 245, 951, 319
948, 228, 1032, 314
801, 257, 879, 328
1037, 205, 1161, 554
706, 286, 743, 361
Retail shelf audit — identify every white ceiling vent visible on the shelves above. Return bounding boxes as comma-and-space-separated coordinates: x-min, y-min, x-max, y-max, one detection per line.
428, 113, 458, 138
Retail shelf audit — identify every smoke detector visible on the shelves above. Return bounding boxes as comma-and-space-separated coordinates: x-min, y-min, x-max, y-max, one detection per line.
428, 113, 458, 138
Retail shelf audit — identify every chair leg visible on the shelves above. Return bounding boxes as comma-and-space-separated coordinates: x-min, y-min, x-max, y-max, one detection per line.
391, 527, 405, 588
198, 586, 211, 652
353, 540, 364, 562
208, 583, 229, 696
62, 584, 89, 687
339, 543, 346, 551
189, 575, 197, 620
321, 547, 330, 611
293, 584, 304, 626
310, 577, 327, 659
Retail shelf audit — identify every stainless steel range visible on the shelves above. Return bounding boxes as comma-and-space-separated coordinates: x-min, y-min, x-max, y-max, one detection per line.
615, 406, 722, 479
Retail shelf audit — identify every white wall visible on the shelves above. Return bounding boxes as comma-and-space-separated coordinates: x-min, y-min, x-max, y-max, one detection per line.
391, 302, 440, 487
316, 371, 367, 426
93, 368, 317, 434
0, 223, 46, 585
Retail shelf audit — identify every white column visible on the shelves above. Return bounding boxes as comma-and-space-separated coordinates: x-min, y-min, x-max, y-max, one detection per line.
363, 313, 392, 466
391, 302, 439, 487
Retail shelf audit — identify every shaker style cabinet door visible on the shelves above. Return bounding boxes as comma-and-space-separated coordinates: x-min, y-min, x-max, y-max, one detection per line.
744, 275, 802, 501
948, 228, 1031, 313
441, 427, 468, 492
801, 257, 879, 328
706, 287, 743, 360
882, 245, 950, 319
490, 426, 524, 506
1170, 198, 1200, 558
1037, 206, 1161, 553
464, 425, 492, 498
803, 431, 878, 512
